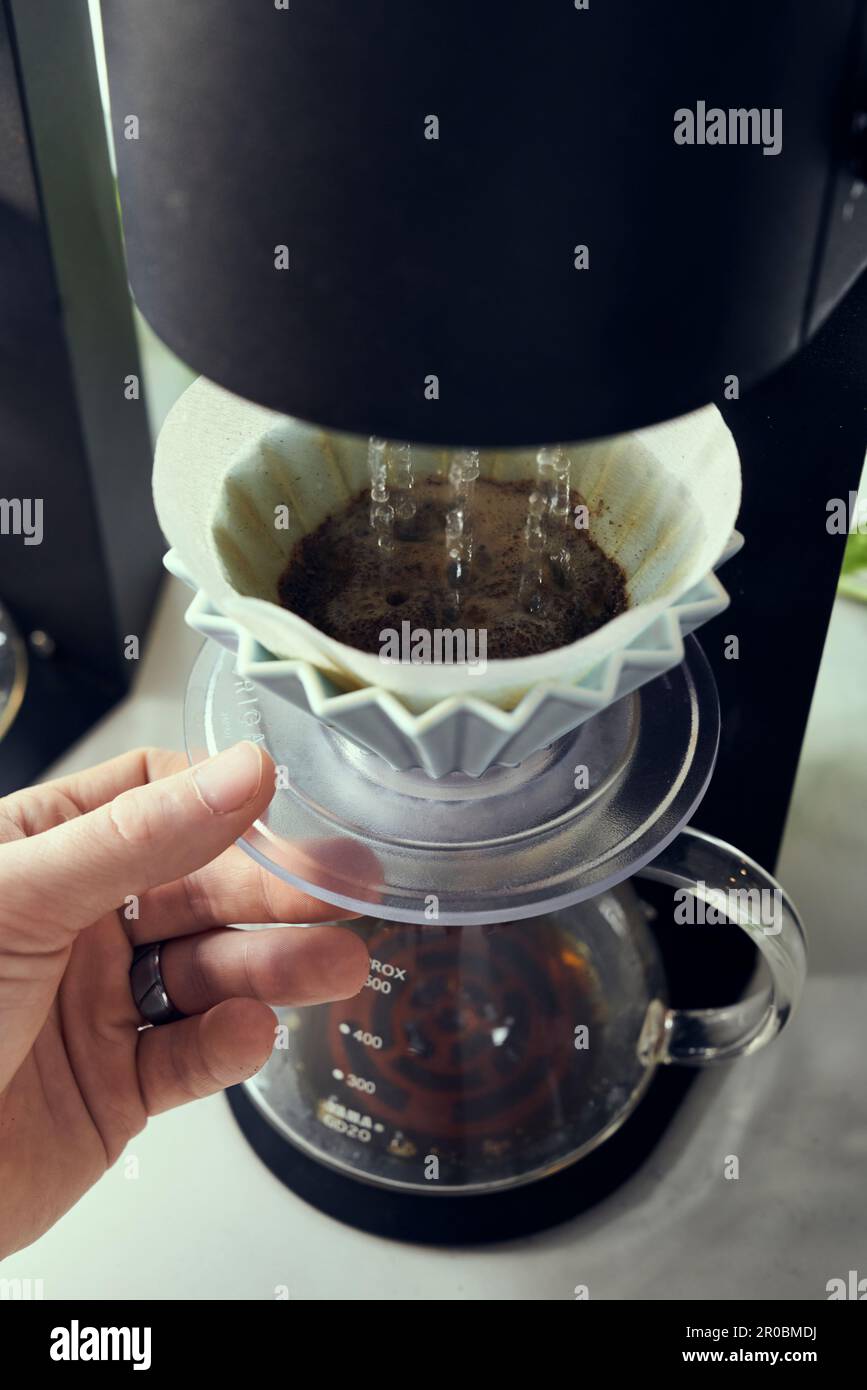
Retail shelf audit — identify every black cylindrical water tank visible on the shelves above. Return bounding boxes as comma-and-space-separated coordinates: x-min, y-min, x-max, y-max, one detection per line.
102, 1, 861, 444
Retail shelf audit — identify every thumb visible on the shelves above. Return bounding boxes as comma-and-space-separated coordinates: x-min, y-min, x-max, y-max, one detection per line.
0, 742, 275, 940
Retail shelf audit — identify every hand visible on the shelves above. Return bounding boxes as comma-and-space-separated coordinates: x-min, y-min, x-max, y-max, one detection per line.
0, 742, 369, 1258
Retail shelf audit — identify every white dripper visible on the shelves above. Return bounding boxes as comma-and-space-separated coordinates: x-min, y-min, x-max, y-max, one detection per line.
153, 377, 741, 712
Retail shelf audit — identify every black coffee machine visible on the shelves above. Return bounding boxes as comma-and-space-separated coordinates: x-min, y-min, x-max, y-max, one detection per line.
102, 1, 867, 1242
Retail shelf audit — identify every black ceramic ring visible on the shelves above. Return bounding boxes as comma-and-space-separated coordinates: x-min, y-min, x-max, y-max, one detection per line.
129, 942, 186, 1027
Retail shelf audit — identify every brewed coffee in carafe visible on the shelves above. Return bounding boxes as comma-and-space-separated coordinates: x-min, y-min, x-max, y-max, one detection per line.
251, 896, 664, 1193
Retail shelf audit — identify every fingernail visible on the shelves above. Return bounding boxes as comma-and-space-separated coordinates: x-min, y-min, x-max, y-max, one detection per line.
192, 742, 264, 814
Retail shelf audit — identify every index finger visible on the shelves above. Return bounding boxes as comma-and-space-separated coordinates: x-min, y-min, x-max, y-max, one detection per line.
34, 746, 190, 815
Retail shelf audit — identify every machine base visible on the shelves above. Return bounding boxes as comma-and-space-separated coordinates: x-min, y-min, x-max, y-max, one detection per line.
226, 1071, 699, 1245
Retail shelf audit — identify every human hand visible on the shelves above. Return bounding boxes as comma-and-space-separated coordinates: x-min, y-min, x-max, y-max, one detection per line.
0, 742, 369, 1257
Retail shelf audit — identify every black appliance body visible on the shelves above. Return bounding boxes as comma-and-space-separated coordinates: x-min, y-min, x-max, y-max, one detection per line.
103, 0, 867, 445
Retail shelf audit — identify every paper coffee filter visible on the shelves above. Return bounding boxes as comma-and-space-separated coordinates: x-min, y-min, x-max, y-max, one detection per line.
153, 377, 741, 711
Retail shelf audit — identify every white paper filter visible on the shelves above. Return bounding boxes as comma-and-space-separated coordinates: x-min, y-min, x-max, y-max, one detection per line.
153, 377, 741, 712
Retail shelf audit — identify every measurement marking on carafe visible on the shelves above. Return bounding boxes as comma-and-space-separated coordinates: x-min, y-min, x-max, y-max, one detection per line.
319, 1096, 380, 1144
364, 959, 408, 994
337, 1022, 384, 1050
332, 1067, 377, 1094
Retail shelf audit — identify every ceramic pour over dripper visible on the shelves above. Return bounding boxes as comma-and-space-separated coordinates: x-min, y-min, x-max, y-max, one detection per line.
153, 377, 741, 715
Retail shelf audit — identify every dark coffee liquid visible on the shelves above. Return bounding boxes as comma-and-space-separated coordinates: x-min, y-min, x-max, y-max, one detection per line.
277, 478, 627, 659
295, 920, 605, 1185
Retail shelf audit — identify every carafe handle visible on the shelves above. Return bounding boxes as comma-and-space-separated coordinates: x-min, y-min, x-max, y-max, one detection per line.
636, 826, 807, 1065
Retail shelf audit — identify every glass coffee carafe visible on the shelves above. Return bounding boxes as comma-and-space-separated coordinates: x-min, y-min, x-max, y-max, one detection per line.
245, 827, 804, 1194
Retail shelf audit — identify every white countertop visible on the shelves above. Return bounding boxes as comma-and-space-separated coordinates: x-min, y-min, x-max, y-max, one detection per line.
3, 576, 866, 1300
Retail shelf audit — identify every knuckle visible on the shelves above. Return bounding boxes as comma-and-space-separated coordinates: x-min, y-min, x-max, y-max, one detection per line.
106, 785, 165, 850
181, 869, 214, 929
0, 787, 79, 840
0, 803, 26, 845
